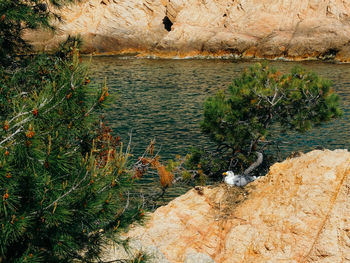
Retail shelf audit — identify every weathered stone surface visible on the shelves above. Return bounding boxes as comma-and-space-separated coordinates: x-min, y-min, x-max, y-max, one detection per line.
103, 150, 350, 262
25, 0, 350, 61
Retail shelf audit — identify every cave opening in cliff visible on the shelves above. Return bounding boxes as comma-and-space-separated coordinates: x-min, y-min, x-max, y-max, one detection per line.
163, 16, 173, 32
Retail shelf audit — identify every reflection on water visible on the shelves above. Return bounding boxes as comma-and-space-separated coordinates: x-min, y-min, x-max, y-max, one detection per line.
88, 57, 350, 202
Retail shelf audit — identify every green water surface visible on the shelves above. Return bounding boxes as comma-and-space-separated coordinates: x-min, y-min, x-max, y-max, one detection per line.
88, 57, 350, 201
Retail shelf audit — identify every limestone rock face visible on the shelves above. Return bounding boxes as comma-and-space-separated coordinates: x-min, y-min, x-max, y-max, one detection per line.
25, 0, 350, 60
103, 150, 350, 262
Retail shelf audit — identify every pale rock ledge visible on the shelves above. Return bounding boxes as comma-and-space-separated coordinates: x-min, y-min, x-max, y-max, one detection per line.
103, 149, 350, 263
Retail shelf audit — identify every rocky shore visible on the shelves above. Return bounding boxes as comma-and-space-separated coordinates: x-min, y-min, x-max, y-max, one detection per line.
25, 0, 350, 61
102, 150, 350, 263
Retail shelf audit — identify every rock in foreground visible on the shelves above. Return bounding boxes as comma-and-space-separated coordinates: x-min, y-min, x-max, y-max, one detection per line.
103, 150, 350, 263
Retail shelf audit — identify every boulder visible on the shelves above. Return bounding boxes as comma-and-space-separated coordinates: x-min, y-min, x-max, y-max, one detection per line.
102, 149, 350, 262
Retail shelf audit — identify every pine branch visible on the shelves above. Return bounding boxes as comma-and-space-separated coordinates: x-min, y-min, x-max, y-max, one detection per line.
0, 127, 22, 147
32, 170, 90, 214
243, 151, 263, 175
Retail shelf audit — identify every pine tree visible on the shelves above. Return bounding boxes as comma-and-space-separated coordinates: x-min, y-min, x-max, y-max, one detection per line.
197, 63, 342, 178
0, 0, 73, 65
0, 1, 144, 262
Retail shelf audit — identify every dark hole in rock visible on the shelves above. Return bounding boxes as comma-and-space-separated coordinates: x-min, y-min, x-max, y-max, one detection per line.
320, 48, 340, 60
163, 16, 173, 32
37, 3, 47, 11
223, 13, 227, 17
324, 48, 339, 56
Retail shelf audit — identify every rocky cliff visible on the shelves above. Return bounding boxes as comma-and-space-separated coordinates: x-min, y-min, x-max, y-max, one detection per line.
102, 149, 350, 263
25, 0, 350, 61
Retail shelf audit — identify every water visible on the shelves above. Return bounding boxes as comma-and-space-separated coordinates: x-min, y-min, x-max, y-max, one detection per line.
88, 57, 350, 202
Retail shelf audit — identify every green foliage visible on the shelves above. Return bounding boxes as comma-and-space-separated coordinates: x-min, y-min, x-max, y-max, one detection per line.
0, 1, 152, 257
198, 63, 342, 177
0, 0, 73, 65
185, 148, 229, 178
0, 44, 144, 262
0, 1, 150, 261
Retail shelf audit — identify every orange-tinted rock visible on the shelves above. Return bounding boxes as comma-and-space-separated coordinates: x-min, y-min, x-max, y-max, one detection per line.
24, 0, 350, 61
103, 150, 350, 262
